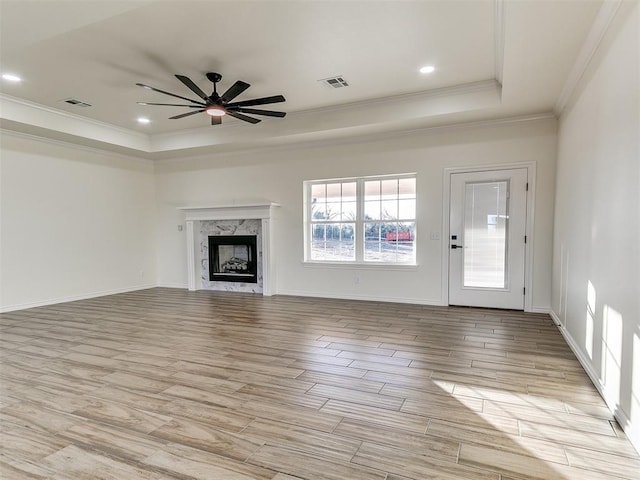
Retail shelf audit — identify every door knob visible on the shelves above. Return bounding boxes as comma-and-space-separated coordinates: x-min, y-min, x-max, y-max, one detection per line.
451, 245, 464, 249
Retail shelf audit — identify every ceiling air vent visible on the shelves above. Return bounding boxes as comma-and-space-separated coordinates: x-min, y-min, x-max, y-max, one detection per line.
318, 76, 349, 89
62, 98, 92, 108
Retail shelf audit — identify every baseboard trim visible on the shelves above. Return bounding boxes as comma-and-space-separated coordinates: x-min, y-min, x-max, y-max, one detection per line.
156, 283, 189, 289
529, 306, 551, 314
0, 284, 157, 313
148, 286, 549, 312
550, 309, 640, 455
549, 310, 561, 325
276, 289, 446, 306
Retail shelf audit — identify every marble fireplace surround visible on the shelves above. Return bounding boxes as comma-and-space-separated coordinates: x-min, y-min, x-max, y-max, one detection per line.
179, 203, 279, 295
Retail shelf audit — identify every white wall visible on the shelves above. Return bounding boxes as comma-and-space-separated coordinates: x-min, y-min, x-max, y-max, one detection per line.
552, 2, 639, 452
155, 117, 557, 310
0, 132, 157, 311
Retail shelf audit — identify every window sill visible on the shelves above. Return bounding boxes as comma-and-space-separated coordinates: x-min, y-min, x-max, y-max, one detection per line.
302, 261, 418, 271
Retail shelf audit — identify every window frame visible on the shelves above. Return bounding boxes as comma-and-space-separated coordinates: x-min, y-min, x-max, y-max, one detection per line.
304, 173, 417, 265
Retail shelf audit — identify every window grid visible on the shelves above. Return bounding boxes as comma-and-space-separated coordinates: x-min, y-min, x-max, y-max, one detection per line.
309, 182, 357, 262
306, 174, 416, 264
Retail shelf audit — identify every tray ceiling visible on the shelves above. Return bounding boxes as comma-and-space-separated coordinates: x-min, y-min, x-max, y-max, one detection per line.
0, 0, 604, 157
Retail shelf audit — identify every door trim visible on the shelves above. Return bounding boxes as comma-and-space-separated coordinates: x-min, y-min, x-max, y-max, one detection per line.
441, 162, 537, 311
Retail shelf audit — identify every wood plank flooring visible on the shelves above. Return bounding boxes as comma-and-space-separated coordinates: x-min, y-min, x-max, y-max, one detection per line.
1, 288, 639, 479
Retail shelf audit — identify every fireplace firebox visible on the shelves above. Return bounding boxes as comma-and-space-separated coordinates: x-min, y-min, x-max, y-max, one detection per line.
208, 235, 258, 283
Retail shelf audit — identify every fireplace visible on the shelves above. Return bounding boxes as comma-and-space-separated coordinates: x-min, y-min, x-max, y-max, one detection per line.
180, 203, 278, 295
208, 235, 258, 283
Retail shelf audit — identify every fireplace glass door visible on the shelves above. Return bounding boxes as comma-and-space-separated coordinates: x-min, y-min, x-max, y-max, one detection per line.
208, 235, 258, 283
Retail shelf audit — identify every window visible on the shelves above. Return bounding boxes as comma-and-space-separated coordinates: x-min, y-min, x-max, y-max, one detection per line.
305, 174, 416, 264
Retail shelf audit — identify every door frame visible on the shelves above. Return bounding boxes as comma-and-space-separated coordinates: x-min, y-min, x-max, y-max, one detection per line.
441, 162, 537, 312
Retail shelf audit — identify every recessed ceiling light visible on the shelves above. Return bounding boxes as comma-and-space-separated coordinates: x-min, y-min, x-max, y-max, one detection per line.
137, 117, 151, 124
2, 73, 22, 82
419, 65, 435, 74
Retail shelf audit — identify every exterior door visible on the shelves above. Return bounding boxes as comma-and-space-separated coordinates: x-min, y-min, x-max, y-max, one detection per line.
449, 168, 528, 309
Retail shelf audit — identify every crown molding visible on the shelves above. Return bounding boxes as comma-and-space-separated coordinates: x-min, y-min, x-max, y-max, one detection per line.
0, 93, 151, 151
281, 112, 556, 153
494, 0, 505, 85
0, 127, 153, 167
290, 79, 501, 118
555, 0, 622, 114
0, 94, 148, 139
3, 94, 552, 166
154, 112, 556, 167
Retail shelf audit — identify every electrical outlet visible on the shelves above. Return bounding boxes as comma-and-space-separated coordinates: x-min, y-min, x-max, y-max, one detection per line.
354, 276, 361, 285
430, 232, 441, 240
177, 225, 183, 231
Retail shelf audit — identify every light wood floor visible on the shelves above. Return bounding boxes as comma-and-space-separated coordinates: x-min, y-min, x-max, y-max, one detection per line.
1, 288, 639, 480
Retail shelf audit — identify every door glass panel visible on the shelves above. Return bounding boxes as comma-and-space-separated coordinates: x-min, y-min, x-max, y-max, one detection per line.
463, 181, 508, 288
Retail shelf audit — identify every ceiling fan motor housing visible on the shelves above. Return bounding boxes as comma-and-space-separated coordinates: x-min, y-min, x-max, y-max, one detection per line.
206, 72, 223, 83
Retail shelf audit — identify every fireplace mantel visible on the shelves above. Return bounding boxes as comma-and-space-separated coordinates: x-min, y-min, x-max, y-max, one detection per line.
178, 203, 279, 295
179, 203, 279, 221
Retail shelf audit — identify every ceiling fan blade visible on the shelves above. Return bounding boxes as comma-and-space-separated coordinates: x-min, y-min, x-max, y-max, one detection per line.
138, 102, 204, 108
229, 107, 286, 118
226, 110, 261, 124
175, 75, 210, 102
227, 95, 285, 108
169, 110, 205, 120
220, 80, 250, 103
136, 83, 204, 104
211, 116, 222, 126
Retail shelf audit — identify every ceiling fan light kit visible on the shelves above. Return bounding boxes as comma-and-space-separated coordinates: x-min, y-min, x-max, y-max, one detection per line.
205, 106, 226, 117
136, 72, 287, 126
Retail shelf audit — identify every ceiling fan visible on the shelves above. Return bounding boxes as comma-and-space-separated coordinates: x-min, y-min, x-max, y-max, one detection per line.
136, 72, 286, 125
